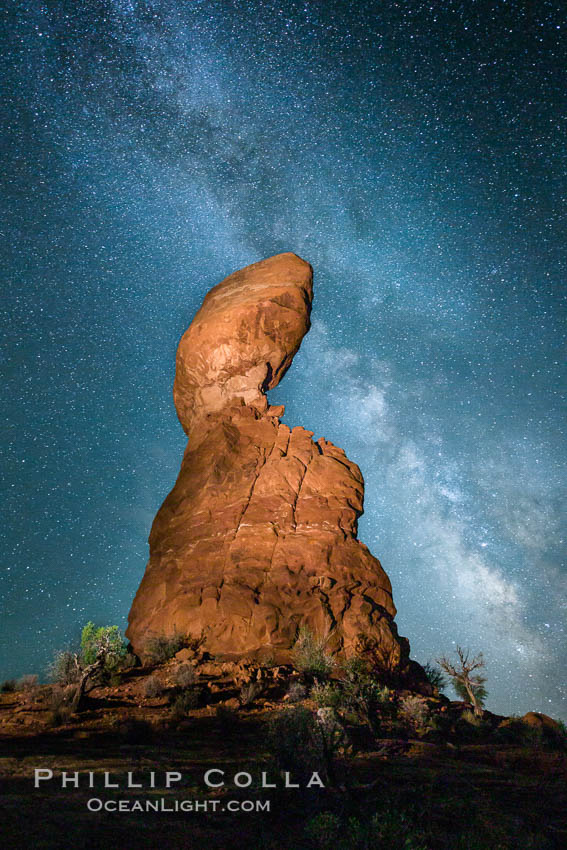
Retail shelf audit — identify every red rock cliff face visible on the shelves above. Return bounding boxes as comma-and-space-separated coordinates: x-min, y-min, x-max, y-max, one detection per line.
127, 253, 410, 668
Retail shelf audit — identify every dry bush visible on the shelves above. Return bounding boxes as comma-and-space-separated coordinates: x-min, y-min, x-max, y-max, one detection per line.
172, 664, 197, 688
46, 705, 73, 727
143, 674, 164, 698
170, 689, 200, 720
17, 674, 39, 692
287, 681, 307, 703
49, 651, 82, 686
292, 626, 336, 681
239, 681, 264, 706
145, 634, 186, 664
267, 707, 340, 786
311, 681, 344, 711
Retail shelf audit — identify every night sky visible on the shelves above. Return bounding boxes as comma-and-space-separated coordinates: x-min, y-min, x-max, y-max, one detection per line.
2, 0, 565, 720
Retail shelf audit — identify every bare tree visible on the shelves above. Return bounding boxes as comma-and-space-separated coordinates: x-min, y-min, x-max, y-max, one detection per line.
436, 646, 487, 717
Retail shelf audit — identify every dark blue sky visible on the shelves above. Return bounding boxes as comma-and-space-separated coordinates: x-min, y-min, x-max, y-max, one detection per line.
1, 0, 565, 719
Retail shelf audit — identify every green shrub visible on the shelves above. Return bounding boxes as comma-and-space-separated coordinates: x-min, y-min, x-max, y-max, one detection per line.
305, 811, 341, 846
339, 657, 392, 732
267, 707, 340, 785
305, 809, 428, 849
461, 708, 484, 727
292, 626, 336, 681
310, 681, 344, 711
80, 622, 127, 672
494, 716, 566, 749
399, 695, 436, 737
453, 677, 488, 708
119, 652, 138, 670
422, 662, 447, 692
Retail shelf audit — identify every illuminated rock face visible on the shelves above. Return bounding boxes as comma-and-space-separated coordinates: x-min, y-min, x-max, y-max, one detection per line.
127, 253, 410, 669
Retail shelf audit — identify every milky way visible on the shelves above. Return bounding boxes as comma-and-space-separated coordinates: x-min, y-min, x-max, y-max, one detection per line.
2, 0, 565, 719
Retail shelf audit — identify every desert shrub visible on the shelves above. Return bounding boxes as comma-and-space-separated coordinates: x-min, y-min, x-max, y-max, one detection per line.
261, 651, 276, 668
46, 705, 73, 727
119, 652, 138, 670
49, 650, 82, 686
292, 626, 336, 681
339, 657, 392, 732
422, 662, 447, 693
16, 674, 39, 692
48, 684, 69, 709
172, 664, 197, 689
145, 633, 186, 664
494, 716, 566, 750
287, 681, 307, 703
399, 695, 435, 737
267, 707, 341, 785
119, 718, 153, 743
170, 688, 200, 720
315, 707, 351, 769
495, 717, 530, 745
454, 709, 492, 743
305, 811, 341, 846
461, 708, 484, 727
239, 681, 264, 706
1, 679, 16, 693
310, 681, 344, 711
305, 809, 427, 849
143, 674, 164, 698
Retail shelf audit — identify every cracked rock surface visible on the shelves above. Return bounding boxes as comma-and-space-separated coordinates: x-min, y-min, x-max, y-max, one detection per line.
127, 253, 411, 669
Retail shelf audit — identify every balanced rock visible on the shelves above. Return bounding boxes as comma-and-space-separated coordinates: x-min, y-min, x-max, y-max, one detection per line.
127, 253, 411, 670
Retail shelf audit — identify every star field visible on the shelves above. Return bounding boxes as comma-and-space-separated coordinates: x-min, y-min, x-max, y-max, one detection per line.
1, 0, 565, 719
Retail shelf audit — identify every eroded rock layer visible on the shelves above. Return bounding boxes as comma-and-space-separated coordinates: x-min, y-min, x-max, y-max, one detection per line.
127, 253, 410, 668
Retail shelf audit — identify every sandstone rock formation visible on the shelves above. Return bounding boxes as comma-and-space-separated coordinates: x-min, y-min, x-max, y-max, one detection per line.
127, 253, 411, 670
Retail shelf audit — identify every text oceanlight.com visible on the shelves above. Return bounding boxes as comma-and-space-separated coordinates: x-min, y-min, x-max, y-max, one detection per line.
86, 798, 271, 813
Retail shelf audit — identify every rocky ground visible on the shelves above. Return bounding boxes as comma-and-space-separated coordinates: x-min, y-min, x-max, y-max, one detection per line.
1, 652, 566, 849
